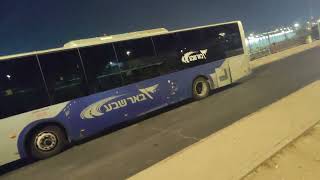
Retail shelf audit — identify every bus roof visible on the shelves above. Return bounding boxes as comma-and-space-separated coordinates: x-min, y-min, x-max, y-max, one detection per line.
0, 21, 241, 61
63, 28, 169, 48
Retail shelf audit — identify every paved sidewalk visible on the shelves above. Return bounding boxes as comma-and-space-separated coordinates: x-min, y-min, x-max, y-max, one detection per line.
244, 123, 320, 180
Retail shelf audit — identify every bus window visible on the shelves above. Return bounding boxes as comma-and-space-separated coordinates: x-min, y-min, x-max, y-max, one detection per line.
79, 44, 123, 94
202, 24, 243, 58
177, 23, 243, 64
152, 33, 182, 73
179, 30, 202, 50
220, 23, 244, 57
38, 50, 87, 104
0, 56, 50, 119
114, 38, 160, 84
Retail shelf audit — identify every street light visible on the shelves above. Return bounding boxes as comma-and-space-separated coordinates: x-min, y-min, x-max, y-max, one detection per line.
294, 23, 300, 28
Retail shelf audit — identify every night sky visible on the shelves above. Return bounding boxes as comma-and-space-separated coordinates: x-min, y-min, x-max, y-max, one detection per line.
0, 0, 319, 55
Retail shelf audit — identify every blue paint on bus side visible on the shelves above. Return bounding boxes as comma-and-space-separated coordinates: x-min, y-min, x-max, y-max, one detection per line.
16, 59, 225, 159
64, 60, 224, 140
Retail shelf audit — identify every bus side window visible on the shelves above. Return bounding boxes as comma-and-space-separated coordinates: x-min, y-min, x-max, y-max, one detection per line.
0, 56, 50, 119
114, 38, 160, 85
79, 44, 123, 94
152, 33, 182, 73
197, 27, 228, 61
178, 30, 216, 67
38, 50, 87, 105
202, 24, 243, 59
220, 24, 244, 57
179, 30, 203, 51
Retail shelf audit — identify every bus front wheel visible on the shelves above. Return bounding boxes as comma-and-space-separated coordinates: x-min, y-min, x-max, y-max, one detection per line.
28, 125, 67, 160
192, 77, 210, 100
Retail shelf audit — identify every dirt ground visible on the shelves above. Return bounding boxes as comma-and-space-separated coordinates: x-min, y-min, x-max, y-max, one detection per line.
244, 124, 320, 180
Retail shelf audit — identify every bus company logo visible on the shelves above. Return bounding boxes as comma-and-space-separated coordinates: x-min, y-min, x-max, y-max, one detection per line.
80, 84, 159, 120
182, 49, 208, 64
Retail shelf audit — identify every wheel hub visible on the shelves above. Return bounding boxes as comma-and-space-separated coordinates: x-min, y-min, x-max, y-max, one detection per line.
35, 132, 58, 151
196, 82, 204, 95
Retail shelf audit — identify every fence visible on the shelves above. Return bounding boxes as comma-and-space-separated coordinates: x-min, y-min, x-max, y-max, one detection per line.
247, 23, 320, 60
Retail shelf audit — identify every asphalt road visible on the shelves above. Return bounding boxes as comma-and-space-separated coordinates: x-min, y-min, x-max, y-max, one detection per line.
1, 47, 320, 180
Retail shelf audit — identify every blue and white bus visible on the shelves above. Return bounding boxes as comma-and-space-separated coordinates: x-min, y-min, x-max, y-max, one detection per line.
0, 21, 250, 165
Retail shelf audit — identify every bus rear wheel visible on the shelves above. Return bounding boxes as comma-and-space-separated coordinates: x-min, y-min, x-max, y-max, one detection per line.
192, 77, 210, 100
28, 125, 67, 160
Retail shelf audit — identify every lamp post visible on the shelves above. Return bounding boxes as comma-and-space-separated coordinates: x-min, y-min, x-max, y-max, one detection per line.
267, 33, 272, 54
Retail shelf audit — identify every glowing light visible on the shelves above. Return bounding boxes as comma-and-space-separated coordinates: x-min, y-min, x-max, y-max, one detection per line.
219, 32, 226, 37
126, 51, 131, 56
6, 75, 11, 79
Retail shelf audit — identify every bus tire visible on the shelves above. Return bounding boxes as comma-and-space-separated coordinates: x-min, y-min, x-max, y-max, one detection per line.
28, 125, 67, 160
192, 77, 210, 100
